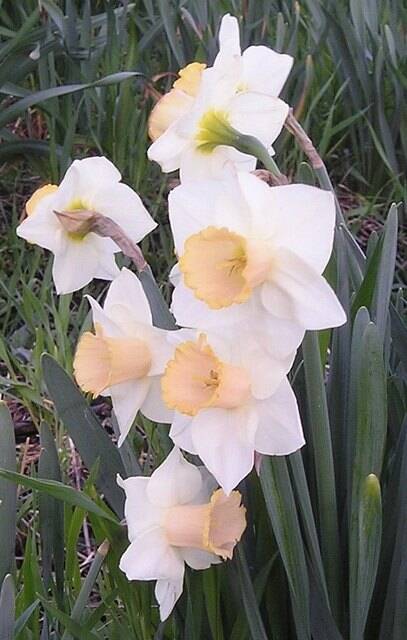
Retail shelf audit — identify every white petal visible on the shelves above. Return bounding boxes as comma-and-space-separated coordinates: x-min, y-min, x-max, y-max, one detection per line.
94, 251, 120, 280
104, 268, 152, 325
229, 93, 289, 149
117, 475, 161, 540
259, 184, 336, 273
51, 157, 121, 213
169, 413, 197, 454
170, 279, 254, 330
254, 378, 305, 455
262, 248, 347, 330
168, 181, 222, 253
112, 379, 150, 447
119, 527, 184, 581
179, 144, 255, 183
181, 547, 219, 570
190, 408, 255, 494
155, 573, 185, 621
141, 376, 174, 424
217, 14, 241, 58
51, 236, 100, 294
86, 296, 123, 337
147, 123, 188, 172
243, 337, 295, 399
16, 207, 63, 252
257, 311, 305, 360
147, 447, 203, 507
192, 467, 218, 504
91, 182, 156, 244
148, 328, 177, 376
242, 46, 293, 96
64, 157, 121, 195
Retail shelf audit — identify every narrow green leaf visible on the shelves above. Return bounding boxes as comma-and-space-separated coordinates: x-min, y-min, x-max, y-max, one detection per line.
346, 307, 371, 497
309, 568, 344, 640
42, 354, 125, 517
260, 457, 310, 639
0, 72, 144, 129
157, 0, 185, 67
350, 475, 382, 639
0, 469, 118, 524
379, 423, 407, 639
38, 422, 64, 600
351, 237, 383, 319
349, 322, 387, 634
0, 402, 17, 585
0, 575, 15, 640
62, 540, 109, 640
235, 546, 268, 640
14, 599, 40, 637
138, 266, 177, 330
390, 305, 407, 370
202, 567, 223, 640
302, 332, 340, 617
289, 452, 329, 603
372, 204, 398, 339
39, 597, 99, 640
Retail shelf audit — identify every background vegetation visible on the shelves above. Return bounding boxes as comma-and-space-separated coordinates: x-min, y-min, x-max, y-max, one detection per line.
0, 1, 406, 638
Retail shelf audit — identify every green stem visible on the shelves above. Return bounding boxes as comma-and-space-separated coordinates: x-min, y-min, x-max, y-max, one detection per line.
233, 133, 284, 178
62, 540, 109, 640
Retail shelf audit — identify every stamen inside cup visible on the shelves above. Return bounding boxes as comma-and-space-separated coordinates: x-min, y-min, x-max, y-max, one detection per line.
179, 226, 272, 309
161, 334, 251, 415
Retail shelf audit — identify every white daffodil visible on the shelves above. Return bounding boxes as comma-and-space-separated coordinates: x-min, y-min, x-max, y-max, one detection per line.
148, 62, 207, 141
118, 447, 246, 620
148, 14, 293, 181
169, 173, 346, 336
17, 157, 156, 294
161, 329, 304, 494
74, 268, 173, 446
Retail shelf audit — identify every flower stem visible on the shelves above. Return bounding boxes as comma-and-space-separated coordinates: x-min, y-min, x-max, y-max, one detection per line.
232, 133, 288, 184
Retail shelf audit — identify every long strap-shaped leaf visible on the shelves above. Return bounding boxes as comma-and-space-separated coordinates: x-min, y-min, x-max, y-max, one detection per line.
42, 354, 126, 517
379, 420, 407, 640
0, 469, 118, 524
235, 546, 269, 640
38, 422, 64, 602
0, 575, 15, 640
351, 474, 382, 640
289, 452, 329, 603
0, 71, 145, 129
302, 331, 341, 618
349, 322, 387, 639
372, 204, 398, 341
0, 403, 17, 586
260, 457, 310, 640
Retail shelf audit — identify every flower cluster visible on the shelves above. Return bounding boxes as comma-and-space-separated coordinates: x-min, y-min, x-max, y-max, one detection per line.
17, 14, 345, 621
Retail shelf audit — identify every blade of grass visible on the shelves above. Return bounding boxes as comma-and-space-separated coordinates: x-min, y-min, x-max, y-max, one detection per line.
260, 456, 310, 640
0, 402, 17, 585
302, 331, 341, 619
0, 470, 118, 524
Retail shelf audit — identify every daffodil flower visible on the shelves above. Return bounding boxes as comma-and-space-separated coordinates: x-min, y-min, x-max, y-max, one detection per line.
169, 173, 346, 335
161, 329, 304, 494
148, 62, 207, 141
74, 268, 173, 446
118, 447, 246, 620
17, 157, 156, 294
148, 14, 293, 181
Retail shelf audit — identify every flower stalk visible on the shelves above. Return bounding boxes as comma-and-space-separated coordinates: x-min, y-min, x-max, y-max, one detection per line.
232, 132, 288, 184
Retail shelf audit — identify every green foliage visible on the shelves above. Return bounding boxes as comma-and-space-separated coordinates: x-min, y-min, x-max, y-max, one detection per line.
0, 1, 406, 639
0, 195, 405, 638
